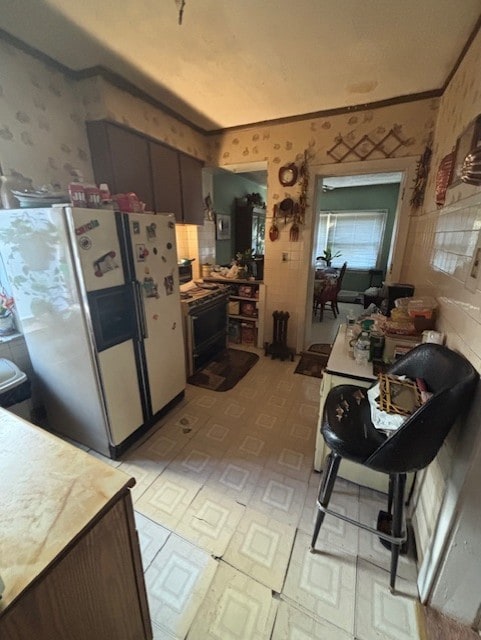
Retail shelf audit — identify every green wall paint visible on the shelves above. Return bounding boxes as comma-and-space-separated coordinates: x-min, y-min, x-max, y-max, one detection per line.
318, 182, 400, 291
213, 172, 267, 265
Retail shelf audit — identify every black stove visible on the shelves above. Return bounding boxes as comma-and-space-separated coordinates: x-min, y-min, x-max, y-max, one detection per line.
179, 282, 229, 309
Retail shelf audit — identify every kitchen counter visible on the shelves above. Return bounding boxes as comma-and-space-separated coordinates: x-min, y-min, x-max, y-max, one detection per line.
0, 409, 151, 639
325, 324, 378, 382
315, 325, 414, 494
204, 276, 264, 284
315, 325, 386, 491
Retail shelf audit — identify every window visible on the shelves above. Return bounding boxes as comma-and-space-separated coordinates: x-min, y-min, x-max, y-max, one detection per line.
316, 210, 387, 270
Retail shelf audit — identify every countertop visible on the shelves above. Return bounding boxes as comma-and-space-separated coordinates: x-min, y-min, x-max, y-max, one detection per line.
203, 276, 264, 284
326, 324, 377, 382
0, 409, 134, 612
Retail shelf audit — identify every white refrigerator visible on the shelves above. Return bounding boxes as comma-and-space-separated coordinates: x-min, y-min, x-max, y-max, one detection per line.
0, 206, 186, 457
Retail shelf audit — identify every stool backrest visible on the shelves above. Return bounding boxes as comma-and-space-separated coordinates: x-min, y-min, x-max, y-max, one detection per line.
365, 344, 479, 473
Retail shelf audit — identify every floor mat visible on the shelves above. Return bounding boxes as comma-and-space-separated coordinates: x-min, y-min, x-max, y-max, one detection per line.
294, 351, 330, 378
187, 348, 259, 391
307, 343, 332, 355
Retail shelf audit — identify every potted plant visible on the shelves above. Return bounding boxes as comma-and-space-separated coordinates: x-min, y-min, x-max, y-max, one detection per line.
235, 248, 255, 278
0, 289, 15, 335
317, 246, 342, 268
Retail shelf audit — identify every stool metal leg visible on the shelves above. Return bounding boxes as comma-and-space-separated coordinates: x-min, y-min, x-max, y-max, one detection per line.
390, 473, 406, 591
387, 474, 394, 515
310, 453, 341, 551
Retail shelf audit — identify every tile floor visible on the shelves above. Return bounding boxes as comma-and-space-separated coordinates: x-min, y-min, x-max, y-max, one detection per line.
88, 347, 423, 640
310, 301, 362, 346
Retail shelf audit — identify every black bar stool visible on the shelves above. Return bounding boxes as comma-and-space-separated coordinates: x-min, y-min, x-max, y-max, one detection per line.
310, 343, 478, 591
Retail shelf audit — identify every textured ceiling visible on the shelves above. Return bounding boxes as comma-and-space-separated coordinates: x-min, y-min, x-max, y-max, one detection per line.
0, 0, 479, 131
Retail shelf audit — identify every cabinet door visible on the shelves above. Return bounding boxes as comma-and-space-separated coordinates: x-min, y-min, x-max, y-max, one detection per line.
179, 153, 204, 224
0, 494, 151, 640
150, 141, 182, 218
234, 200, 253, 254
87, 121, 153, 211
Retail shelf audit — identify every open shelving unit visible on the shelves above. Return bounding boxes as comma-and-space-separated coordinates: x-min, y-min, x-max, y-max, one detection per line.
204, 277, 265, 349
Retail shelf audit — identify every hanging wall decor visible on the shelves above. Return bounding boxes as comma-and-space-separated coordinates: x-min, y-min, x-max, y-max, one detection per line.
327, 127, 408, 163
461, 147, 481, 186
278, 163, 298, 187
435, 152, 455, 206
450, 115, 481, 186
410, 145, 432, 209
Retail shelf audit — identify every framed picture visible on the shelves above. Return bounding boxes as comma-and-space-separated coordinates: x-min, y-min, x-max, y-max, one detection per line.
450, 114, 481, 186
216, 213, 231, 240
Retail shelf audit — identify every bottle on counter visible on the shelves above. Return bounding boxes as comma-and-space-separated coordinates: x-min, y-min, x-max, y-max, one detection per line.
354, 330, 370, 365
346, 313, 360, 359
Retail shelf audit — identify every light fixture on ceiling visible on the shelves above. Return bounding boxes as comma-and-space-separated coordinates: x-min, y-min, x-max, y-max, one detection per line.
175, 0, 186, 25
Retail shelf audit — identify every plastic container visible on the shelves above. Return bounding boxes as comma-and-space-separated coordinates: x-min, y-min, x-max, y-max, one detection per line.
407, 297, 437, 318
346, 309, 356, 326
401, 296, 438, 331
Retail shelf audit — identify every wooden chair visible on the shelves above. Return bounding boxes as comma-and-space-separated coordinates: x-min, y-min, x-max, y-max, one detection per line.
313, 262, 347, 320
333, 261, 347, 315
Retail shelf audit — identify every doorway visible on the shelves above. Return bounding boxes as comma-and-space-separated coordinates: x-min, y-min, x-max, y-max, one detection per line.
304, 157, 417, 351
209, 162, 268, 267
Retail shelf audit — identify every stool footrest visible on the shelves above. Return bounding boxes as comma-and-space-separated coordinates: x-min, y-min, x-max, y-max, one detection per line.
316, 503, 406, 545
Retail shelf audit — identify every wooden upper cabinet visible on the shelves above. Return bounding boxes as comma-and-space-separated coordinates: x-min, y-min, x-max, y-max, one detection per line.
179, 154, 204, 225
87, 120, 204, 223
149, 141, 182, 218
87, 121, 153, 211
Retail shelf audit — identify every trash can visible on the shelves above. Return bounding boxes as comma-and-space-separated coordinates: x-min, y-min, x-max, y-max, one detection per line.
0, 358, 31, 417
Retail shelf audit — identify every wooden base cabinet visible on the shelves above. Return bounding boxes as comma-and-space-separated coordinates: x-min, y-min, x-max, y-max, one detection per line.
0, 409, 152, 640
1, 491, 151, 640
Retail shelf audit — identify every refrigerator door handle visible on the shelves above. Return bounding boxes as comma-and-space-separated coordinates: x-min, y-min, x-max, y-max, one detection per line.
133, 280, 148, 340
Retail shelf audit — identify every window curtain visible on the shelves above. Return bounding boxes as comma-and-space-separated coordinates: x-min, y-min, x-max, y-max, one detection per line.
317, 210, 387, 270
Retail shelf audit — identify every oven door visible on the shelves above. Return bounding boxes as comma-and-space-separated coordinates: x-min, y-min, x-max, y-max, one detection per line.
187, 295, 228, 374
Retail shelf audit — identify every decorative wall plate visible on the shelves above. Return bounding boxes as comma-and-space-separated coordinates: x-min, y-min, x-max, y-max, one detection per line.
461, 147, 481, 186
278, 163, 298, 187
435, 152, 455, 206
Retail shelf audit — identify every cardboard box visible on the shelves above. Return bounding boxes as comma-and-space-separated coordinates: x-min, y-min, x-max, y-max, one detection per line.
384, 333, 421, 363
228, 300, 240, 315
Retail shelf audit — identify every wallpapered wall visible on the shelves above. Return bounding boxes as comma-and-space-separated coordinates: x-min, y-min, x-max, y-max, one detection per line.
0, 39, 95, 188
0, 32, 438, 348
210, 100, 438, 347
402, 27, 481, 367
0, 37, 210, 193
399, 28, 481, 626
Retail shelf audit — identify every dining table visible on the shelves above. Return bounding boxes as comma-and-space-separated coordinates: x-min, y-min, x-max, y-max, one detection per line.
313, 267, 339, 318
